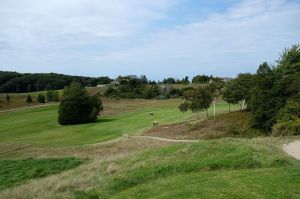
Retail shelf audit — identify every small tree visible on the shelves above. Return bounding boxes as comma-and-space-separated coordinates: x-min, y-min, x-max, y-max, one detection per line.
46, 90, 59, 102
26, 94, 32, 103
53, 91, 59, 101
37, 94, 46, 103
179, 87, 213, 119
46, 90, 54, 101
6, 94, 10, 103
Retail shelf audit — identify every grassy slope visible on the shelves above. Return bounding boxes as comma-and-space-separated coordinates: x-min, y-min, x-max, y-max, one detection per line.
0, 100, 237, 147
0, 158, 83, 190
76, 139, 300, 199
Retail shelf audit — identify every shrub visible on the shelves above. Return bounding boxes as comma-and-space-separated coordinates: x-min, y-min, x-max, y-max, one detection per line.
58, 82, 103, 125
272, 119, 300, 136
26, 94, 32, 103
37, 94, 45, 103
46, 90, 59, 102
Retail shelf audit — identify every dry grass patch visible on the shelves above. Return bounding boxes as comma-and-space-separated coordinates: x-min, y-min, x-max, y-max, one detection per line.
144, 111, 264, 140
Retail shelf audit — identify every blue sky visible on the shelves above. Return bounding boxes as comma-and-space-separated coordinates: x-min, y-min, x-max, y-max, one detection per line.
0, 0, 300, 80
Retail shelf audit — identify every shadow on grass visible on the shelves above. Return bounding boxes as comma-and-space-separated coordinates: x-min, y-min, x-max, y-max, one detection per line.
95, 117, 119, 123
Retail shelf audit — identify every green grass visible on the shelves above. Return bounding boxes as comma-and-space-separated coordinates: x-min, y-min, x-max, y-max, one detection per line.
75, 138, 300, 199
0, 101, 237, 147
0, 157, 83, 190
113, 167, 300, 199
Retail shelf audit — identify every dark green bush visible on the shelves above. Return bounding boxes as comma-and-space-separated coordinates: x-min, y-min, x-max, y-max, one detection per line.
58, 82, 103, 125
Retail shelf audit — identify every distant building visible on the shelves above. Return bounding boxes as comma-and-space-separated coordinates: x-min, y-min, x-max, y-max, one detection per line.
111, 80, 120, 86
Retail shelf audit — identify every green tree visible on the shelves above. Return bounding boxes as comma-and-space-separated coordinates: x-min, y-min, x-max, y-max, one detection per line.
222, 73, 254, 112
46, 90, 59, 102
58, 82, 103, 125
53, 91, 59, 101
37, 94, 46, 103
180, 87, 213, 119
209, 80, 225, 117
179, 100, 190, 114
26, 94, 32, 103
249, 44, 300, 131
6, 94, 10, 103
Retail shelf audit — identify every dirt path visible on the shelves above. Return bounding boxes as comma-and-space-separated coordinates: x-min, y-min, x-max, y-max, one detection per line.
283, 140, 300, 160
0, 104, 57, 114
134, 136, 199, 143
86, 136, 199, 147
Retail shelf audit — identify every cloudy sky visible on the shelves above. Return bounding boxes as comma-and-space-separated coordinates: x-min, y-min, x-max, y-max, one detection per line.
0, 0, 299, 80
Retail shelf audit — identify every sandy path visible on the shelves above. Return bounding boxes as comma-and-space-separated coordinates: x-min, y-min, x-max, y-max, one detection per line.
134, 136, 199, 143
283, 140, 300, 160
86, 136, 199, 147
0, 104, 57, 114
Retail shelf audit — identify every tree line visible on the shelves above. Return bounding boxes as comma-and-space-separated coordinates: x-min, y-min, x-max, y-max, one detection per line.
0, 72, 112, 93
0, 70, 227, 94
180, 44, 299, 135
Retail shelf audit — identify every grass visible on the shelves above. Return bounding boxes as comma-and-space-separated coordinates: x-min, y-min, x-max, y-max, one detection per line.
3, 96, 294, 199
74, 138, 300, 198
0, 100, 237, 147
112, 167, 300, 199
0, 157, 83, 190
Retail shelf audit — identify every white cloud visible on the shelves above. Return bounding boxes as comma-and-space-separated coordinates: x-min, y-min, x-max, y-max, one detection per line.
0, 0, 299, 79
98, 0, 300, 78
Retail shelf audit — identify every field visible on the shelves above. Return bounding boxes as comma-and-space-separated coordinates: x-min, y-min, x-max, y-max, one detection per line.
0, 94, 299, 199
0, 99, 235, 147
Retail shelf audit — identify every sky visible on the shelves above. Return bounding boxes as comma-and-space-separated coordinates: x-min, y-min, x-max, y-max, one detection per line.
0, 0, 300, 80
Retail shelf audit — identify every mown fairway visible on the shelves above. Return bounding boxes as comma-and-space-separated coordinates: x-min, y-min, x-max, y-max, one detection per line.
0, 99, 237, 147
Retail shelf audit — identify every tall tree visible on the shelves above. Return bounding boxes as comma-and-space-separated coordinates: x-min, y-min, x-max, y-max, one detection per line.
249, 45, 300, 131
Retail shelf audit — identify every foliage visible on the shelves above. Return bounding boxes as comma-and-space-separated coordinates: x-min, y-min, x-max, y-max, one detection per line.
192, 74, 210, 83
175, 76, 190, 84
46, 90, 59, 102
222, 44, 300, 132
249, 45, 300, 131
26, 94, 32, 103
104, 75, 188, 99
0, 158, 83, 190
178, 101, 190, 114
37, 94, 46, 103
0, 71, 112, 93
162, 78, 176, 84
180, 87, 213, 118
222, 73, 254, 106
58, 82, 103, 125
5, 94, 10, 103
272, 100, 300, 136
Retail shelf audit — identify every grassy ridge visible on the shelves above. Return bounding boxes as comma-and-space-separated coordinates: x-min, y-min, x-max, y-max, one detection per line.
76, 139, 300, 198
0, 158, 83, 190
